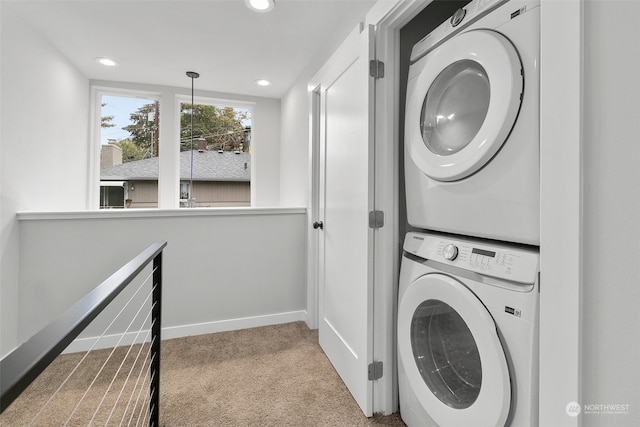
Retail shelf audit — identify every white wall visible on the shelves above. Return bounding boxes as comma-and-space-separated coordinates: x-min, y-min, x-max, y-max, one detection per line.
252, 96, 282, 206
278, 3, 379, 206
0, 2, 286, 358
17, 209, 307, 349
0, 5, 90, 356
582, 1, 640, 425
279, 80, 310, 206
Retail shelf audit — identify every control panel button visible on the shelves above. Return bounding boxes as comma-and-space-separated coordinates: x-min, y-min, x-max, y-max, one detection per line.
443, 244, 459, 261
450, 8, 467, 27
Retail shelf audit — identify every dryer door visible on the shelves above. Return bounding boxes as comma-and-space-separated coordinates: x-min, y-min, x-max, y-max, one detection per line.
405, 29, 523, 182
398, 273, 511, 426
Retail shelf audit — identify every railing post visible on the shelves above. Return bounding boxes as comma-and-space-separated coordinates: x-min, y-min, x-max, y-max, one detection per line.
150, 251, 162, 427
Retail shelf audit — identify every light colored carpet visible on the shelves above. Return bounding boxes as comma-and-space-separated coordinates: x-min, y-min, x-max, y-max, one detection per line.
1, 322, 405, 426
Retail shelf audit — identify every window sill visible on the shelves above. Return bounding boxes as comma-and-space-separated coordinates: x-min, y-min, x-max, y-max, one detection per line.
17, 207, 307, 221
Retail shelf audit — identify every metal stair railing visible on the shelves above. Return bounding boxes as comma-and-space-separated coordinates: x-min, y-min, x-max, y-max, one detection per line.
0, 240, 167, 426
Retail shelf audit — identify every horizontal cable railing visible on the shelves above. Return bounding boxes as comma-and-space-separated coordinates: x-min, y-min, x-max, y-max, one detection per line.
0, 240, 167, 426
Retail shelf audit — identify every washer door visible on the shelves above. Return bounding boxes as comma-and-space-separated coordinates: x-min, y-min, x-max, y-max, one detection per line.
398, 273, 511, 426
405, 29, 523, 182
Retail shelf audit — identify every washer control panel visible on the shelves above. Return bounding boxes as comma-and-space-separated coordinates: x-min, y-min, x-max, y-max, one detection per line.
404, 231, 539, 284
410, 0, 509, 62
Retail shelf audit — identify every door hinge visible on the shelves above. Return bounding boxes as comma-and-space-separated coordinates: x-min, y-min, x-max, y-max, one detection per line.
369, 210, 384, 229
368, 361, 383, 381
369, 60, 385, 79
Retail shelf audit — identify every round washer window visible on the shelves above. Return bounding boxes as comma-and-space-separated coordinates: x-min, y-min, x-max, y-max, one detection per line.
411, 299, 482, 409
420, 60, 490, 156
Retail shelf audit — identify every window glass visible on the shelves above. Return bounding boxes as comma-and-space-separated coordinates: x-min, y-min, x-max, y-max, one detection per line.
179, 102, 252, 207
99, 94, 160, 208
95, 89, 254, 210
99, 183, 126, 209
420, 60, 490, 156
411, 299, 482, 409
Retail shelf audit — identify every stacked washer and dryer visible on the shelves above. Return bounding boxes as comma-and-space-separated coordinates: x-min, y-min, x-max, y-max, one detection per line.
399, 0, 541, 426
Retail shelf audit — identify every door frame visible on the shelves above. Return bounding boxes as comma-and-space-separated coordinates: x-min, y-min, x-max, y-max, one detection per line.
369, 0, 437, 414
306, 86, 322, 330
372, 0, 584, 422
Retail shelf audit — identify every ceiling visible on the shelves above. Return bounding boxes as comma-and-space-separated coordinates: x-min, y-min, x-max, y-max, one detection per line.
4, 0, 376, 98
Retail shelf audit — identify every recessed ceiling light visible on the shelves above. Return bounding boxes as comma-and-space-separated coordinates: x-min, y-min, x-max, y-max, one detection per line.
255, 79, 271, 87
245, 0, 275, 13
96, 57, 117, 67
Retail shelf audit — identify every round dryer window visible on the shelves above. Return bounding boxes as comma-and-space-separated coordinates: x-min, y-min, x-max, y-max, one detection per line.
397, 273, 511, 426
411, 299, 482, 409
405, 29, 523, 181
420, 60, 490, 157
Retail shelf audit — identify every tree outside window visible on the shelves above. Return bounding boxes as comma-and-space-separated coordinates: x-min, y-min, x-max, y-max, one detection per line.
179, 104, 249, 152
179, 103, 252, 208
99, 94, 252, 209
99, 95, 160, 209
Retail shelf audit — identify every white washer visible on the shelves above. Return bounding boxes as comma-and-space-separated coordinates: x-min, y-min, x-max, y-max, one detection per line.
398, 231, 539, 427
405, 0, 540, 245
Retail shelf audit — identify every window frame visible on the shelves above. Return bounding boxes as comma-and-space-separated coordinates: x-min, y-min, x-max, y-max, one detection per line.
90, 86, 162, 210
173, 94, 255, 208
91, 84, 257, 210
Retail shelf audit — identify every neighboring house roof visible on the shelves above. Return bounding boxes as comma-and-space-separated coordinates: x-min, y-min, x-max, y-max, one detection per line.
101, 150, 251, 181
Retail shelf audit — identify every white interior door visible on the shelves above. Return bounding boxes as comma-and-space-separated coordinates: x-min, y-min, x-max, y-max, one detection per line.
311, 23, 375, 416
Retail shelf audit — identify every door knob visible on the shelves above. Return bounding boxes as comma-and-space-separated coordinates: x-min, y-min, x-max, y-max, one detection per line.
313, 221, 324, 230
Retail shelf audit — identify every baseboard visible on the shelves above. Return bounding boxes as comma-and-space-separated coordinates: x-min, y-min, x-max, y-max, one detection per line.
64, 310, 308, 354
161, 310, 307, 340
64, 329, 152, 354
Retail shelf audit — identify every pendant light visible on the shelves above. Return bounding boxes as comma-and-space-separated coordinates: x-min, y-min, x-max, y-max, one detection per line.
186, 71, 199, 207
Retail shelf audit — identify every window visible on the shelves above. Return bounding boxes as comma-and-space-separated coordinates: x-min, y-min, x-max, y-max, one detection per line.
93, 86, 257, 209
98, 92, 160, 209
177, 98, 252, 208
99, 182, 127, 208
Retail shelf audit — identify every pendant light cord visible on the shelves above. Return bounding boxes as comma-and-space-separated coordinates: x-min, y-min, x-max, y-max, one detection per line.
190, 76, 194, 204
186, 71, 199, 207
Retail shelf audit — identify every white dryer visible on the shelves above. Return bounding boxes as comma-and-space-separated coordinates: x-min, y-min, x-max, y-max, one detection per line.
405, 0, 540, 245
398, 231, 539, 427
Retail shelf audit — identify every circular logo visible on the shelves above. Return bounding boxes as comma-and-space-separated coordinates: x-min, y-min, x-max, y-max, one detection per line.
566, 401, 581, 417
